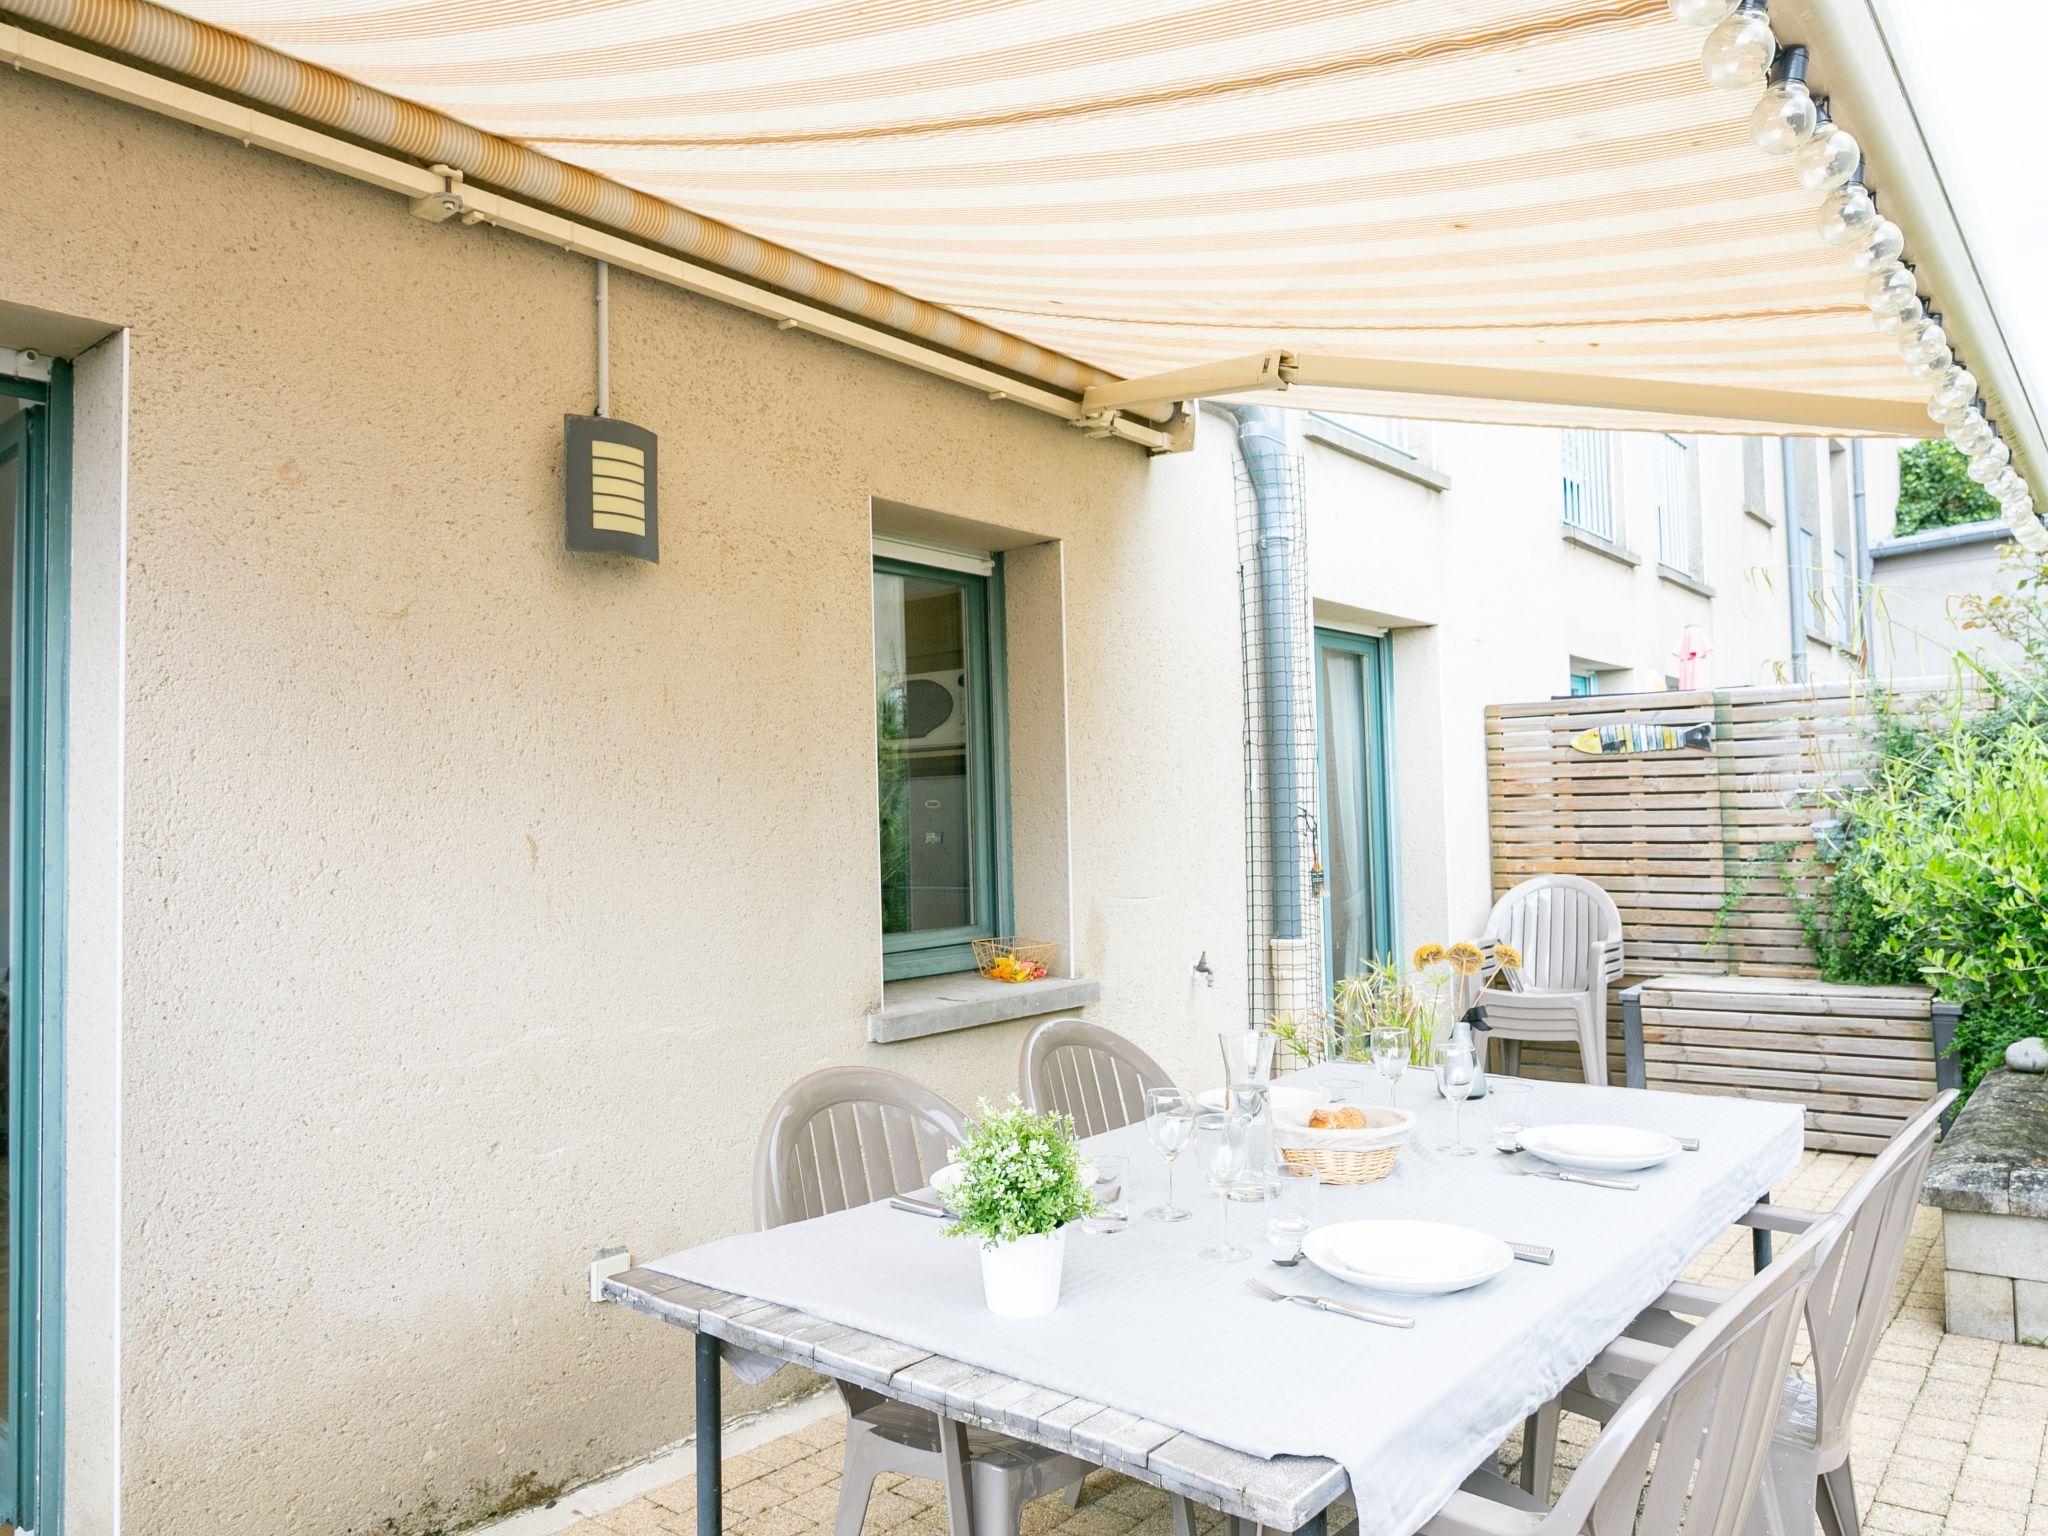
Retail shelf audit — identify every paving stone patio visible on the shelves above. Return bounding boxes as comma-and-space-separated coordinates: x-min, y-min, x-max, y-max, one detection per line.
560, 1152, 2048, 1536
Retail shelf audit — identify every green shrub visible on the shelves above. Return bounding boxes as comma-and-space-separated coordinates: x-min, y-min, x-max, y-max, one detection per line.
1894, 440, 1998, 535
1816, 705, 2048, 1092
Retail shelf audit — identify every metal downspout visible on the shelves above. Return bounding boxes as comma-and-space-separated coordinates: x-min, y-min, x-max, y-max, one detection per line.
1852, 441, 1873, 666
1781, 438, 1810, 684
1225, 404, 1306, 948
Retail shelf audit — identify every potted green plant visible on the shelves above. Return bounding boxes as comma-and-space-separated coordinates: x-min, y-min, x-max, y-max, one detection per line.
943, 1099, 1095, 1317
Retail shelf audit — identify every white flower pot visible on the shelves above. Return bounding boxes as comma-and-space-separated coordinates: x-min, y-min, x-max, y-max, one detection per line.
977, 1228, 1067, 1318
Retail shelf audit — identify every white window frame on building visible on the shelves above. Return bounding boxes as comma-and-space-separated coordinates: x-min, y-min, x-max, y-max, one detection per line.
1654, 433, 1703, 580
1559, 429, 1619, 544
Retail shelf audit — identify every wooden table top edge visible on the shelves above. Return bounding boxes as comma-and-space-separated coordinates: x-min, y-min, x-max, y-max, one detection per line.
602, 1268, 1348, 1528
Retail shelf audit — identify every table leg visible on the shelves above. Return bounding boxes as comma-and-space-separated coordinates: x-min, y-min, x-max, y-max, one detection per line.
696, 1331, 722, 1536
1752, 1195, 1773, 1273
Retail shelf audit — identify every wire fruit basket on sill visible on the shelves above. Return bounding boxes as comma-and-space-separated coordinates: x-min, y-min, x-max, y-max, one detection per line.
973, 937, 1056, 983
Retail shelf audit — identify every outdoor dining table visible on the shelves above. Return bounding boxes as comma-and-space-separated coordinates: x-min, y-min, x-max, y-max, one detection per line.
607, 1068, 1804, 1536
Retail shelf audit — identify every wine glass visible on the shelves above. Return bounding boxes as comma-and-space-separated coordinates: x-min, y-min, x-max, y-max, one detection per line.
1370, 1025, 1408, 1107
1192, 1112, 1251, 1262
1435, 1041, 1478, 1156
1263, 1162, 1319, 1262
1143, 1086, 1195, 1223
1485, 1080, 1534, 1153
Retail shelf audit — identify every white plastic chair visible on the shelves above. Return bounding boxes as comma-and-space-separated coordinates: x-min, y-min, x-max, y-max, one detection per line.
1019, 1017, 1174, 1135
1413, 1213, 1837, 1536
754, 1067, 1092, 1536
1532, 1090, 1955, 1536
1477, 875, 1623, 1085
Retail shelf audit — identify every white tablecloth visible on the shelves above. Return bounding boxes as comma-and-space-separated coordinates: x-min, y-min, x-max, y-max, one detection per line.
652, 1072, 1803, 1536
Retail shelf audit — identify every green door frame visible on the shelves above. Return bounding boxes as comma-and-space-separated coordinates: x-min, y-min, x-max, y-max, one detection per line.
0, 363, 70, 1535
1313, 627, 1398, 990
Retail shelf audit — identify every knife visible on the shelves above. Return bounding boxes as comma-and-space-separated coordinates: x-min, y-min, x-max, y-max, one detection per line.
1516, 1166, 1640, 1192
889, 1195, 947, 1217
1497, 1136, 1698, 1154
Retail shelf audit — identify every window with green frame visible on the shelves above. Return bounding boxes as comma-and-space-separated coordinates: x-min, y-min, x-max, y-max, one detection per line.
873, 554, 1010, 979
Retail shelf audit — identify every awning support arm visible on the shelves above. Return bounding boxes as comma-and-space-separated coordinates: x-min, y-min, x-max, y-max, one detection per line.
1083, 348, 1931, 437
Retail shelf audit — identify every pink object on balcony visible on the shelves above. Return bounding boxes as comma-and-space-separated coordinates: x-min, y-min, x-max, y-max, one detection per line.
1675, 625, 1713, 690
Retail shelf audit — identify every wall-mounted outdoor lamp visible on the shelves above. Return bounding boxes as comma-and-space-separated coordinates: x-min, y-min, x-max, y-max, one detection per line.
564, 259, 660, 561
564, 413, 658, 561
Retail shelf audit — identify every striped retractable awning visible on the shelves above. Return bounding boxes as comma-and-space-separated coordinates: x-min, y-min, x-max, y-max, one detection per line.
0, 0, 2000, 441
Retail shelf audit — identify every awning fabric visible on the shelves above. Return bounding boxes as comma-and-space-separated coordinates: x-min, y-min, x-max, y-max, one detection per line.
0, 0, 1958, 437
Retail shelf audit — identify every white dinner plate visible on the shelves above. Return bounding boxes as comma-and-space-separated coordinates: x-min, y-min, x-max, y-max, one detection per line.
1303, 1219, 1513, 1296
1196, 1084, 1328, 1121
1518, 1123, 1680, 1173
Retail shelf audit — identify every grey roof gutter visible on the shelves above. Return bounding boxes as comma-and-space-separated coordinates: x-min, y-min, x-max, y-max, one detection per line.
1870, 519, 2013, 560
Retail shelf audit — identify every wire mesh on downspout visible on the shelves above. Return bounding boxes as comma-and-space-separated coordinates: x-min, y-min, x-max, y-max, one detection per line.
1226, 406, 1324, 1032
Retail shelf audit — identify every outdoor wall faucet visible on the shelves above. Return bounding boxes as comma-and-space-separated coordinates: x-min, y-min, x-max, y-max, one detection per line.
1191, 952, 1216, 988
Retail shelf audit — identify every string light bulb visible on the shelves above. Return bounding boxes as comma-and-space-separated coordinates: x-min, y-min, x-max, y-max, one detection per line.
1898, 318, 1949, 369
1969, 440, 2013, 484
1876, 296, 1926, 337
1702, 1, 1776, 88
1928, 368, 1978, 426
1849, 221, 1905, 274
1749, 47, 1817, 153
1949, 412, 1995, 456
1865, 264, 1919, 317
1795, 107, 1861, 193
1818, 182, 1879, 246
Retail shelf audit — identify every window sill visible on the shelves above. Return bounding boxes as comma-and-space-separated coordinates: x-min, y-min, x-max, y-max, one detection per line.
1744, 507, 1777, 528
1302, 419, 1451, 492
1656, 564, 1716, 598
868, 972, 1101, 1044
1560, 526, 1641, 568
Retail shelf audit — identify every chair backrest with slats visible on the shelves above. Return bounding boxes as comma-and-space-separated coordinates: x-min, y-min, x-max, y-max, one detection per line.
1019, 1018, 1174, 1137
753, 1067, 969, 1230
1485, 874, 1622, 993
1804, 1089, 1955, 1466
1544, 1213, 1838, 1536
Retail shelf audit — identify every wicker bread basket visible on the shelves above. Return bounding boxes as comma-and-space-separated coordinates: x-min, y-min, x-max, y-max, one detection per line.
1273, 1105, 1416, 1185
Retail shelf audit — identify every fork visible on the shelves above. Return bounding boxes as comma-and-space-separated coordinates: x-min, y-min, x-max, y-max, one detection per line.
1245, 1276, 1414, 1329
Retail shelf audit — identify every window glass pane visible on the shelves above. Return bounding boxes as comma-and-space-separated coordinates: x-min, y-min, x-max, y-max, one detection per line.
874, 570, 976, 937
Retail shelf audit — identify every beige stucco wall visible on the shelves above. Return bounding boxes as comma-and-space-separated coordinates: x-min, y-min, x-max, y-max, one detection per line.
2, 72, 1248, 1536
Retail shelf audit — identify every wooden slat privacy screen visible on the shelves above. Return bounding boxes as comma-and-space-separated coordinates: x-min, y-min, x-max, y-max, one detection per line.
1484, 680, 1954, 1141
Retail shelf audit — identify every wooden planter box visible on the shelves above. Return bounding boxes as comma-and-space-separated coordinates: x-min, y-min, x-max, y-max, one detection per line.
1621, 974, 1961, 1153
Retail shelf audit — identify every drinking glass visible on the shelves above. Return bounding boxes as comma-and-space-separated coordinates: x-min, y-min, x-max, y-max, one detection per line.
1263, 1162, 1319, 1261
1324, 1075, 1365, 1106
1370, 1026, 1408, 1107
1142, 1087, 1195, 1223
1435, 1042, 1478, 1156
1192, 1112, 1251, 1261
1082, 1154, 1129, 1233
1484, 1080, 1535, 1153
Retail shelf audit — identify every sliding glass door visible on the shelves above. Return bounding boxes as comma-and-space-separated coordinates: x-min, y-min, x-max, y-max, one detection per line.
1316, 629, 1396, 989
